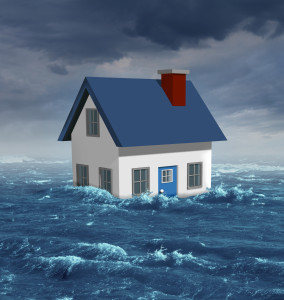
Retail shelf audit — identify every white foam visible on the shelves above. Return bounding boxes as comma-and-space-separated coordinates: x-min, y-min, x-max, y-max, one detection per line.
172, 250, 216, 269
38, 195, 51, 201
0, 156, 70, 164
214, 163, 284, 173
0, 155, 34, 163
77, 242, 128, 258
38, 255, 85, 276
255, 257, 284, 267
33, 179, 52, 184
153, 247, 168, 261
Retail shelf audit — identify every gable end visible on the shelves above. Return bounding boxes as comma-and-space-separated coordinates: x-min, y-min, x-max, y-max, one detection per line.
58, 78, 122, 146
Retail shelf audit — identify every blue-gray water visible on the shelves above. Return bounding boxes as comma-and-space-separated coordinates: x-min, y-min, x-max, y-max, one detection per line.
0, 158, 283, 299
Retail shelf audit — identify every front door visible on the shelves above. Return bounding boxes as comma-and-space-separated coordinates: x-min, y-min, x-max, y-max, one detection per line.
158, 166, 177, 196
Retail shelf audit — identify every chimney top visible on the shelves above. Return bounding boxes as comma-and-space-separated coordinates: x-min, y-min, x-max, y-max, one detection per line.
157, 69, 190, 75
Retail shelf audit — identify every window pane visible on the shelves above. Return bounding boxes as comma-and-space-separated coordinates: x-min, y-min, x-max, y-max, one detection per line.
134, 170, 140, 181
141, 181, 147, 193
93, 110, 98, 122
189, 164, 194, 175
100, 169, 104, 186
93, 123, 98, 135
107, 183, 111, 193
88, 121, 92, 135
195, 175, 200, 186
134, 182, 140, 194
195, 164, 200, 174
88, 110, 92, 122
141, 169, 147, 181
87, 110, 91, 135
189, 175, 194, 187
107, 170, 111, 182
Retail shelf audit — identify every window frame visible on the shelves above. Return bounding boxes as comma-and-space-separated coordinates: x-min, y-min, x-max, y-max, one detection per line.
76, 164, 89, 186
99, 167, 112, 193
86, 108, 100, 137
161, 169, 173, 183
132, 167, 150, 196
187, 162, 202, 189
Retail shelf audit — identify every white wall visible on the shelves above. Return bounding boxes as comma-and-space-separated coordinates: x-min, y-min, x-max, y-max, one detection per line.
71, 96, 212, 198
118, 143, 212, 199
71, 96, 119, 196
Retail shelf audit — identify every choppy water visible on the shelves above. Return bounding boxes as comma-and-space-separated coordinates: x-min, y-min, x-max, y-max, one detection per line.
0, 158, 283, 299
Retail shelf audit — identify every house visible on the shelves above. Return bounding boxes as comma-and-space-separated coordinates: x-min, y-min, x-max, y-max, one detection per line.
58, 69, 226, 198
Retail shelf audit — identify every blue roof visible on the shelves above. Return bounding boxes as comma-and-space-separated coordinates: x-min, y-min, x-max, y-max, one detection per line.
58, 77, 226, 146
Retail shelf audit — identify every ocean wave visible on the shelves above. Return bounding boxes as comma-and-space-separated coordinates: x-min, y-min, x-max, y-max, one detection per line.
29, 254, 140, 279
0, 269, 16, 296
33, 255, 86, 279
140, 247, 216, 270
38, 195, 51, 201
66, 183, 266, 213
194, 184, 265, 203
74, 242, 128, 260
214, 163, 284, 173
0, 238, 41, 259
232, 257, 284, 277
25, 179, 52, 185
0, 155, 35, 164
0, 156, 70, 164
255, 257, 284, 269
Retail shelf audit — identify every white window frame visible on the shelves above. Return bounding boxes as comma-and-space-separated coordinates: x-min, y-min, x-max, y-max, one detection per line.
187, 162, 202, 189
161, 169, 173, 183
99, 167, 112, 193
132, 168, 150, 195
76, 164, 89, 186
86, 108, 100, 137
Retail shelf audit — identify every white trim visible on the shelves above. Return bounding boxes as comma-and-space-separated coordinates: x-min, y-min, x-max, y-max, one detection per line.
157, 69, 190, 75
161, 169, 173, 183
187, 162, 202, 189
132, 167, 150, 195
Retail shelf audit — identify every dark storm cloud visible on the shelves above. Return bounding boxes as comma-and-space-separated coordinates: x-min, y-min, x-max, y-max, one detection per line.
48, 64, 68, 75
0, 0, 283, 157
0, 0, 283, 65
128, 0, 284, 49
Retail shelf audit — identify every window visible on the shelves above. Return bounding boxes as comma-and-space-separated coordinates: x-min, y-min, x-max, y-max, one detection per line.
188, 163, 202, 189
76, 164, 89, 186
86, 108, 99, 136
99, 168, 112, 193
162, 169, 173, 183
132, 168, 149, 195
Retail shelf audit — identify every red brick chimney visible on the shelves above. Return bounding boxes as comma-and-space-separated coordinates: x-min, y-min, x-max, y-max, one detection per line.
158, 69, 189, 106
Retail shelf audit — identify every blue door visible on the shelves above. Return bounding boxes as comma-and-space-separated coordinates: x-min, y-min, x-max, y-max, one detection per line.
158, 166, 177, 196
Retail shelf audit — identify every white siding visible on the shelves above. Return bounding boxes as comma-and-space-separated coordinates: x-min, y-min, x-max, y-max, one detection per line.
118, 143, 212, 199
71, 95, 212, 198
71, 96, 119, 196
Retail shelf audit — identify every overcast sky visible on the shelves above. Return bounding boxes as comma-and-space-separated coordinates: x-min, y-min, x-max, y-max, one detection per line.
0, 0, 283, 163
